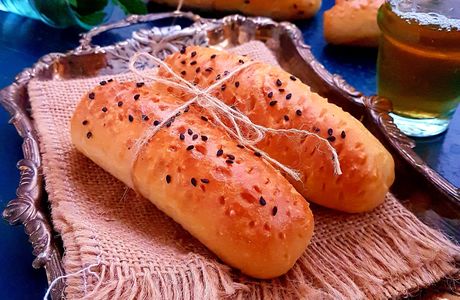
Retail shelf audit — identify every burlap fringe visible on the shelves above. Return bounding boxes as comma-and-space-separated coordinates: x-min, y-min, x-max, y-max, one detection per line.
58, 211, 458, 300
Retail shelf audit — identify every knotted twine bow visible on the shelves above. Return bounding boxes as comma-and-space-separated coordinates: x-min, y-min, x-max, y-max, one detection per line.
128, 52, 342, 182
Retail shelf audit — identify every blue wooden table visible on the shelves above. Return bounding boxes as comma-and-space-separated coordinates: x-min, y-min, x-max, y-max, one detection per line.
0, 1, 459, 298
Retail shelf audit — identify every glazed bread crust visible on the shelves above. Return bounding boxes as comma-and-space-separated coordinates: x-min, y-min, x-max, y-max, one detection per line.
162, 46, 395, 213
71, 81, 314, 279
153, 0, 321, 20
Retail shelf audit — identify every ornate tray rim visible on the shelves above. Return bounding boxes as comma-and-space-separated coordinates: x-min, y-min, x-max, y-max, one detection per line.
1, 11, 458, 299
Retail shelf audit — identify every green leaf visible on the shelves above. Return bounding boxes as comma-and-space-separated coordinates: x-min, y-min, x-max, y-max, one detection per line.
68, 0, 78, 7
77, 10, 107, 26
74, 0, 108, 15
113, 0, 148, 14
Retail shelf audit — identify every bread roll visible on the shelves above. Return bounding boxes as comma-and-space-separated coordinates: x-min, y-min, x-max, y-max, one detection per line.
161, 46, 395, 213
324, 0, 384, 47
71, 80, 314, 279
152, 0, 321, 20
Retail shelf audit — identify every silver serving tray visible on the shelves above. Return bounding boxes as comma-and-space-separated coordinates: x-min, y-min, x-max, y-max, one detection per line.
1, 11, 459, 299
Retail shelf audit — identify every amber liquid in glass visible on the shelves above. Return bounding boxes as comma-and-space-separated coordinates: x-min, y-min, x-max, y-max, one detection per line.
377, 1, 460, 121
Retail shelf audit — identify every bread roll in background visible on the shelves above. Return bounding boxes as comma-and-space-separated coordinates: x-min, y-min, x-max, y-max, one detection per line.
71, 80, 314, 279
162, 46, 395, 213
324, 0, 384, 47
152, 0, 322, 20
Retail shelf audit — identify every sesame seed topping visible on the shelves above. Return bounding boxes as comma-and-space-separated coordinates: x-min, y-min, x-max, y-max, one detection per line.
290, 75, 297, 81
117, 101, 123, 107
129, 115, 134, 122
136, 82, 144, 88
237, 144, 244, 149
276, 79, 282, 86
153, 120, 160, 126
181, 60, 186, 64
88, 92, 95, 100
259, 196, 266, 206
166, 120, 172, 127
142, 115, 149, 121
180, 47, 186, 54
341, 131, 346, 139
102, 107, 108, 112
225, 159, 234, 164
267, 92, 273, 98
195, 67, 201, 73
221, 84, 226, 91
184, 106, 190, 113
327, 136, 336, 142
179, 133, 185, 140
278, 88, 285, 93
238, 59, 244, 64
181, 70, 186, 75
190, 61, 197, 65
216, 74, 221, 80
314, 127, 320, 132
269, 100, 277, 106
186, 145, 194, 151
211, 54, 216, 59
187, 129, 193, 135
201, 178, 209, 184
227, 154, 235, 160
328, 128, 333, 136
166, 175, 171, 184
284, 115, 289, 121
286, 93, 292, 100
108, 79, 113, 82
86, 132, 92, 139
205, 67, 213, 72
272, 206, 278, 216
192, 134, 198, 140
296, 109, 302, 116
254, 151, 261, 157
223, 71, 229, 76
198, 116, 207, 123
82, 120, 88, 125
217, 149, 224, 157
191, 178, 197, 186
201, 135, 208, 141
134, 94, 140, 100
100, 80, 107, 86
191, 51, 197, 57
235, 81, 240, 87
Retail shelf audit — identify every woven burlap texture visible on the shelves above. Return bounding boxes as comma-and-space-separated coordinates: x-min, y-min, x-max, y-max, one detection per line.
29, 41, 459, 299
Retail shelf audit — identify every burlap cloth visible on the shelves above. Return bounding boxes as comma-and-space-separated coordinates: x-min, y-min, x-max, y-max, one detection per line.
29, 41, 459, 299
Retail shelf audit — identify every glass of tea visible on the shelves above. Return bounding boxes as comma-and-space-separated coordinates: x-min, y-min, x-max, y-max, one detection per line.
377, 0, 460, 137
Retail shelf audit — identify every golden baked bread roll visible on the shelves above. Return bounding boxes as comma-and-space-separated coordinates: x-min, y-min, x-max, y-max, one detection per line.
324, 0, 384, 47
162, 46, 395, 213
152, 0, 321, 20
71, 80, 314, 279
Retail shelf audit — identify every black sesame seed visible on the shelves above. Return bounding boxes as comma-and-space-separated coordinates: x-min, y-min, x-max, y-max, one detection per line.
166, 175, 171, 184
278, 88, 285, 93
237, 144, 244, 149
341, 131, 346, 139
191, 178, 197, 186
201, 135, 208, 141
187, 129, 193, 135
238, 59, 244, 64
259, 196, 266, 206
227, 154, 235, 160
184, 106, 190, 113
267, 92, 273, 98
223, 71, 229, 76
272, 206, 278, 216
190, 61, 197, 65
225, 159, 234, 164
180, 47, 186, 54
284, 115, 289, 121
136, 82, 145, 88
221, 84, 226, 91
102, 107, 108, 112
191, 51, 197, 57
211, 54, 216, 59
276, 79, 282, 86
180, 133, 185, 140
327, 136, 336, 142
134, 94, 140, 100
217, 149, 224, 157
254, 151, 261, 157
181, 60, 186, 65
186, 145, 194, 151
117, 101, 123, 107
205, 67, 213, 72
201, 178, 209, 184
201, 116, 208, 122
327, 128, 333, 136
290, 75, 297, 81
269, 100, 277, 106
108, 78, 113, 82
88, 92, 95, 100
216, 74, 221, 80
129, 115, 134, 122
235, 81, 240, 88
142, 115, 149, 121
314, 127, 320, 132
192, 134, 198, 140
195, 67, 201, 73
86, 132, 92, 139
286, 93, 292, 100
82, 120, 88, 125
100, 80, 107, 86
296, 109, 302, 116
181, 70, 186, 75
153, 120, 160, 126
166, 121, 172, 127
